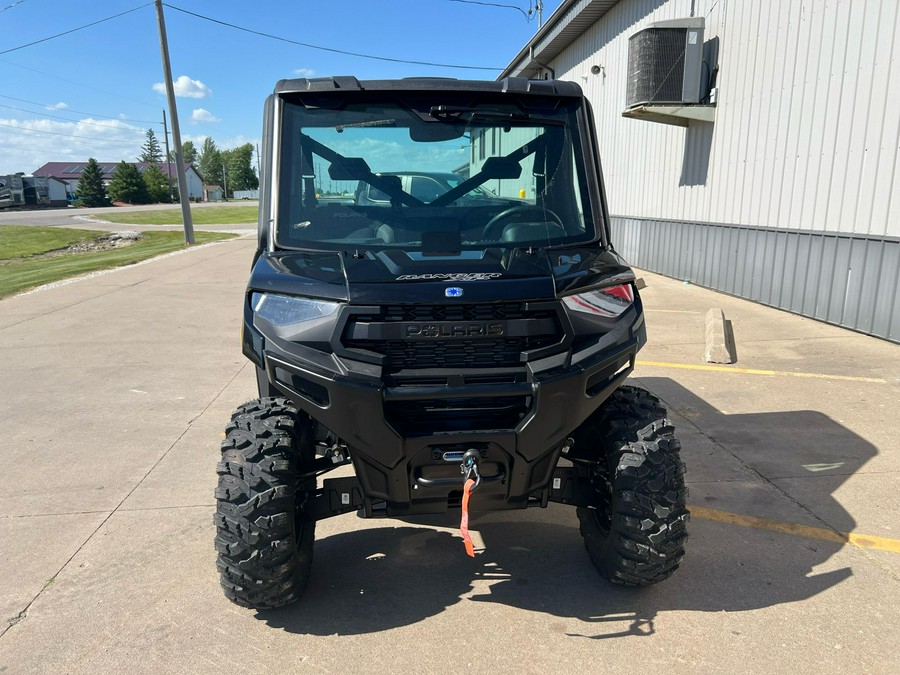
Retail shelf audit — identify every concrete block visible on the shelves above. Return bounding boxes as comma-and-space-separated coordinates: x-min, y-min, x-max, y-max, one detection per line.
635, 277, 647, 290
705, 308, 737, 364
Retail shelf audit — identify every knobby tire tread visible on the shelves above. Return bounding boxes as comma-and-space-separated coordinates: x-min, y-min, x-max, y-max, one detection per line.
575, 385, 689, 586
215, 398, 315, 609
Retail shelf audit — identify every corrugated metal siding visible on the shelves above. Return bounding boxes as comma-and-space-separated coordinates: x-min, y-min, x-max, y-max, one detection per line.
546, 0, 900, 238
612, 216, 900, 342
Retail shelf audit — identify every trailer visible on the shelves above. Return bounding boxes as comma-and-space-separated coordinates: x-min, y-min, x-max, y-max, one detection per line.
0, 175, 25, 209
22, 176, 68, 207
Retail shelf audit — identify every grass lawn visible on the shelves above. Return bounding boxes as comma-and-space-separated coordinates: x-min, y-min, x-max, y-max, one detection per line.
90, 204, 259, 225
0, 225, 96, 259
0, 225, 237, 298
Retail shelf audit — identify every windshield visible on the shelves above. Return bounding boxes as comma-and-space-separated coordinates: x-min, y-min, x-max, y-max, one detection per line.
275, 93, 597, 253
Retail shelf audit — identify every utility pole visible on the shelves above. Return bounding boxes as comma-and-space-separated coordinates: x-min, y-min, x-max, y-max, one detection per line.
154, 0, 194, 244
161, 109, 174, 203
222, 166, 228, 201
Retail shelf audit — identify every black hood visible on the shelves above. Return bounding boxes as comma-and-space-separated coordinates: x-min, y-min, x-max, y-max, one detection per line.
249, 246, 634, 304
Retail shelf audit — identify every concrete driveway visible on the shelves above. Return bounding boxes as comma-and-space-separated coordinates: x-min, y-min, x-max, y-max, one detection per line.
0, 236, 897, 673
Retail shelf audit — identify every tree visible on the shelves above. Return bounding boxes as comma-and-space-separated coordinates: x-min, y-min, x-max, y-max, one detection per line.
167, 139, 198, 165
198, 136, 222, 187
139, 128, 163, 164
181, 139, 198, 165
74, 158, 110, 207
107, 161, 151, 204
225, 143, 259, 192
142, 162, 171, 203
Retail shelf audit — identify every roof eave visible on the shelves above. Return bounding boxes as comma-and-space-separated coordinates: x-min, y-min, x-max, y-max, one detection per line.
499, 0, 623, 80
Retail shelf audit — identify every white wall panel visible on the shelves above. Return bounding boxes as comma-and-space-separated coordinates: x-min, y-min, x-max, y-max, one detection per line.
540, 0, 899, 238
862, 0, 899, 237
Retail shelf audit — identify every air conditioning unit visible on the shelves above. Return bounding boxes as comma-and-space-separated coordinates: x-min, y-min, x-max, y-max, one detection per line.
626, 17, 704, 108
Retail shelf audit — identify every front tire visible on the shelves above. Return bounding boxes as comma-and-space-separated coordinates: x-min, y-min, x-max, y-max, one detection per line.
575, 386, 688, 586
214, 398, 316, 608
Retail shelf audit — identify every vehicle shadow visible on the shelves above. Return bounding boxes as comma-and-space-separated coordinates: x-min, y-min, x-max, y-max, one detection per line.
257, 524, 475, 635
259, 379, 872, 637
638, 376, 876, 532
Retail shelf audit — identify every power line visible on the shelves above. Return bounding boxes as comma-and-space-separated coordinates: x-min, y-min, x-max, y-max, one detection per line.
0, 3, 152, 56
0, 58, 160, 109
444, 0, 534, 21
0, 94, 158, 125
0, 0, 29, 13
0, 121, 140, 145
163, 3, 504, 72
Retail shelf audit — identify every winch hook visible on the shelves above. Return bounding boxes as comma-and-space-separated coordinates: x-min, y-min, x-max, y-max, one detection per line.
460, 449, 482, 491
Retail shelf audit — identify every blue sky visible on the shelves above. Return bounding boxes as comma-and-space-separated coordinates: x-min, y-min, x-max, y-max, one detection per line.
0, 0, 563, 174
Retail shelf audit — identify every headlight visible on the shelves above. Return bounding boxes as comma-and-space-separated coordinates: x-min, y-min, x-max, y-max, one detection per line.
253, 293, 340, 326
562, 284, 634, 318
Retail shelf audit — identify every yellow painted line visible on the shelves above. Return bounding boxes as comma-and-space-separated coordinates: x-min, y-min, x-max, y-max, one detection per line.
689, 505, 900, 553
643, 309, 704, 314
636, 360, 886, 384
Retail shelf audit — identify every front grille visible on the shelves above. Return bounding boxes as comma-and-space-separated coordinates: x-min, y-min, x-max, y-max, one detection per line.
343, 302, 562, 370
358, 337, 553, 369
386, 396, 529, 435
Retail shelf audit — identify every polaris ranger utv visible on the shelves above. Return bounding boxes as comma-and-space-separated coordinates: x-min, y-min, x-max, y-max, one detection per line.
215, 76, 688, 609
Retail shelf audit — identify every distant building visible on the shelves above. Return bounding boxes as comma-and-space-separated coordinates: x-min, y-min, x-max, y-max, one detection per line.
204, 185, 224, 202
33, 162, 204, 200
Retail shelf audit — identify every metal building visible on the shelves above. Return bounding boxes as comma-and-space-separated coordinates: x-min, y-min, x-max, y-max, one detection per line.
502, 0, 900, 342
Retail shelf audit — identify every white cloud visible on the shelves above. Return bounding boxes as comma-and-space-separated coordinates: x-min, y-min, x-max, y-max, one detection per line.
152, 75, 212, 99
191, 108, 220, 123
216, 135, 261, 151
293, 68, 316, 77
180, 133, 209, 146
0, 117, 146, 174
46, 101, 68, 111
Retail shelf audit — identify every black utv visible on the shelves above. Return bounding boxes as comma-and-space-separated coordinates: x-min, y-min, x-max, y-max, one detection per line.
215, 76, 688, 609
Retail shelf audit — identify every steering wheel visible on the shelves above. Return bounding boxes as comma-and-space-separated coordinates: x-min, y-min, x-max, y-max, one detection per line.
481, 205, 564, 240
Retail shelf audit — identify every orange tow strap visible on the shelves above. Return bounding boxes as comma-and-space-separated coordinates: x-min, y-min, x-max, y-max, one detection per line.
460, 477, 476, 557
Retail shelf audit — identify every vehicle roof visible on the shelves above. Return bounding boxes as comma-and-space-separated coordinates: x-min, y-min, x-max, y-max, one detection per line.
274, 76, 583, 98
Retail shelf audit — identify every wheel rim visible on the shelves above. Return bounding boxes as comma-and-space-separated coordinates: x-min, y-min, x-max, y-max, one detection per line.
591, 471, 614, 538
292, 415, 315, 546
294, 476, 314, 543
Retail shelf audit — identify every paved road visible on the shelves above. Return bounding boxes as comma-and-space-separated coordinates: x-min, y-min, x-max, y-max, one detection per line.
0, 237, 898, 673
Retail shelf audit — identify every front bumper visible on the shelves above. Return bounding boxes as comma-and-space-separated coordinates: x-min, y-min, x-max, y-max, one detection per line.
246, 300, 645, 516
